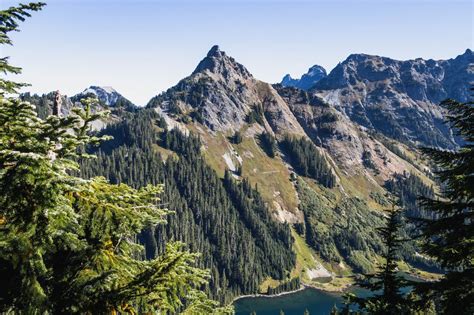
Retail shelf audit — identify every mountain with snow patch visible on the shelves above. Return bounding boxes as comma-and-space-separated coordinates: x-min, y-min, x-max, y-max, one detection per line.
73, 86, 133, 107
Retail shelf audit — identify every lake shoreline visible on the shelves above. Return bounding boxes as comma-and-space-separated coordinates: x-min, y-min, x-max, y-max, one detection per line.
232, 285, 308, 303
232, 268, 438, 304
232, 281, 350, 304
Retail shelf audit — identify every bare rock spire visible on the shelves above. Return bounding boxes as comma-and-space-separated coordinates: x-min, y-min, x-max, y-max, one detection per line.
53, 90, 62, 116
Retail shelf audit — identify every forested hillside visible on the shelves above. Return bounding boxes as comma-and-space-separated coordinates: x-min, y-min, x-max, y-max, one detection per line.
79, 110, 295, 303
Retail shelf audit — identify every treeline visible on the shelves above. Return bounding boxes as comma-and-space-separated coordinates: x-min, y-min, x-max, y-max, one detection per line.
266, 277, 301, 295
280, 136, 336, 188
259, 132, 277, 158
80, 110, 295, 303
385, 171, 435, 218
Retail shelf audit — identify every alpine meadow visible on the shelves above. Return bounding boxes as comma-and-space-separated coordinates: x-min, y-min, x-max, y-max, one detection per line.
0, 1, 473, 315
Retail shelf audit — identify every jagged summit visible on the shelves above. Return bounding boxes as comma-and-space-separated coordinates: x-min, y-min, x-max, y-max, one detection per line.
192, 45, 252, 79
206, 44, 222, 57
280, 64, 327, 90
148, 45, 304, 134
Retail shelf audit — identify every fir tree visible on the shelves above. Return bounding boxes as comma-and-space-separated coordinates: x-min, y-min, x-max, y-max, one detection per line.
259, 131, 277, 158
345, 201, 411, 314
231, 130, 243, 144
414, 96, 474, 314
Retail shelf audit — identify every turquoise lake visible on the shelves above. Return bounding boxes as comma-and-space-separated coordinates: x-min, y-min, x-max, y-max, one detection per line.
233, 287, 368, 315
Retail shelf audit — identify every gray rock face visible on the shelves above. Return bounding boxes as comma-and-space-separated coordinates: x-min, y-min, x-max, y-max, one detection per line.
275, 86, 423, 179
147, 45, 305, 136
280, 65, 327, 90
313, 49, 473, 149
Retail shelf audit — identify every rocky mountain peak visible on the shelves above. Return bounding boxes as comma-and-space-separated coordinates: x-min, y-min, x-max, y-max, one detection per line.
193, 45, 252, 80
280, 64, 327, 90
206, 44, 223, 58
75, 86, 120, 106
73, 85, 134, 107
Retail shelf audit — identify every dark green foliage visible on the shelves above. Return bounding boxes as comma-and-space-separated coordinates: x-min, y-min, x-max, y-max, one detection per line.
297, 179, 384, 273
247, 103, 265, 125
0, 2, 45, 95
281, 136, 336, 188
294, 222, 305, 236
113, 95, 136, 110
259, 132, 277, 158
266, 277, 300, 295
385, 172, 438, 271
191, 108, 205, 124
231, 130, 243, 144
161, 127, 201, 157
168, 100, 183, 115
235, 164, 243, 176
413, 97, 474, 314
0, 89, 228, 313
147, 77, 211, 119
373, 133, 415, 165
95, 109, 159, 153
346, 205, 412, 314
19, 92, 50, 118
385, 172, 434, 218
80, 114, 296, 303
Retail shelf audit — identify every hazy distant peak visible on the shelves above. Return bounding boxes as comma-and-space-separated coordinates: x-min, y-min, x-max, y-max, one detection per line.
280, 64, 327, 90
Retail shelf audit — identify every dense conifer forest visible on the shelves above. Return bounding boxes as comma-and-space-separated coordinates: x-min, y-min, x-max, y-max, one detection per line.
79, 110, 296, 303
280, 136, 336, 188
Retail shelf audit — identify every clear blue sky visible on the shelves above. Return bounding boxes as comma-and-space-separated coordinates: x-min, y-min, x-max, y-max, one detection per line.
2, 0, 473, 105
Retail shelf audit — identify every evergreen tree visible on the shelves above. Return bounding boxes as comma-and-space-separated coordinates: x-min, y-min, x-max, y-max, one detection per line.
0, 3, 231, 314
246, 103, 265, 125
414, 96, 474, 314
346, 201, 411, 314
259, 131, 277, 158
231, 130, 243, 144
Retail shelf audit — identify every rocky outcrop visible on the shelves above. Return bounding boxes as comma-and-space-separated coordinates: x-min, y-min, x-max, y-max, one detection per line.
275, 86, 417, 178
312, 49, 473, 149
